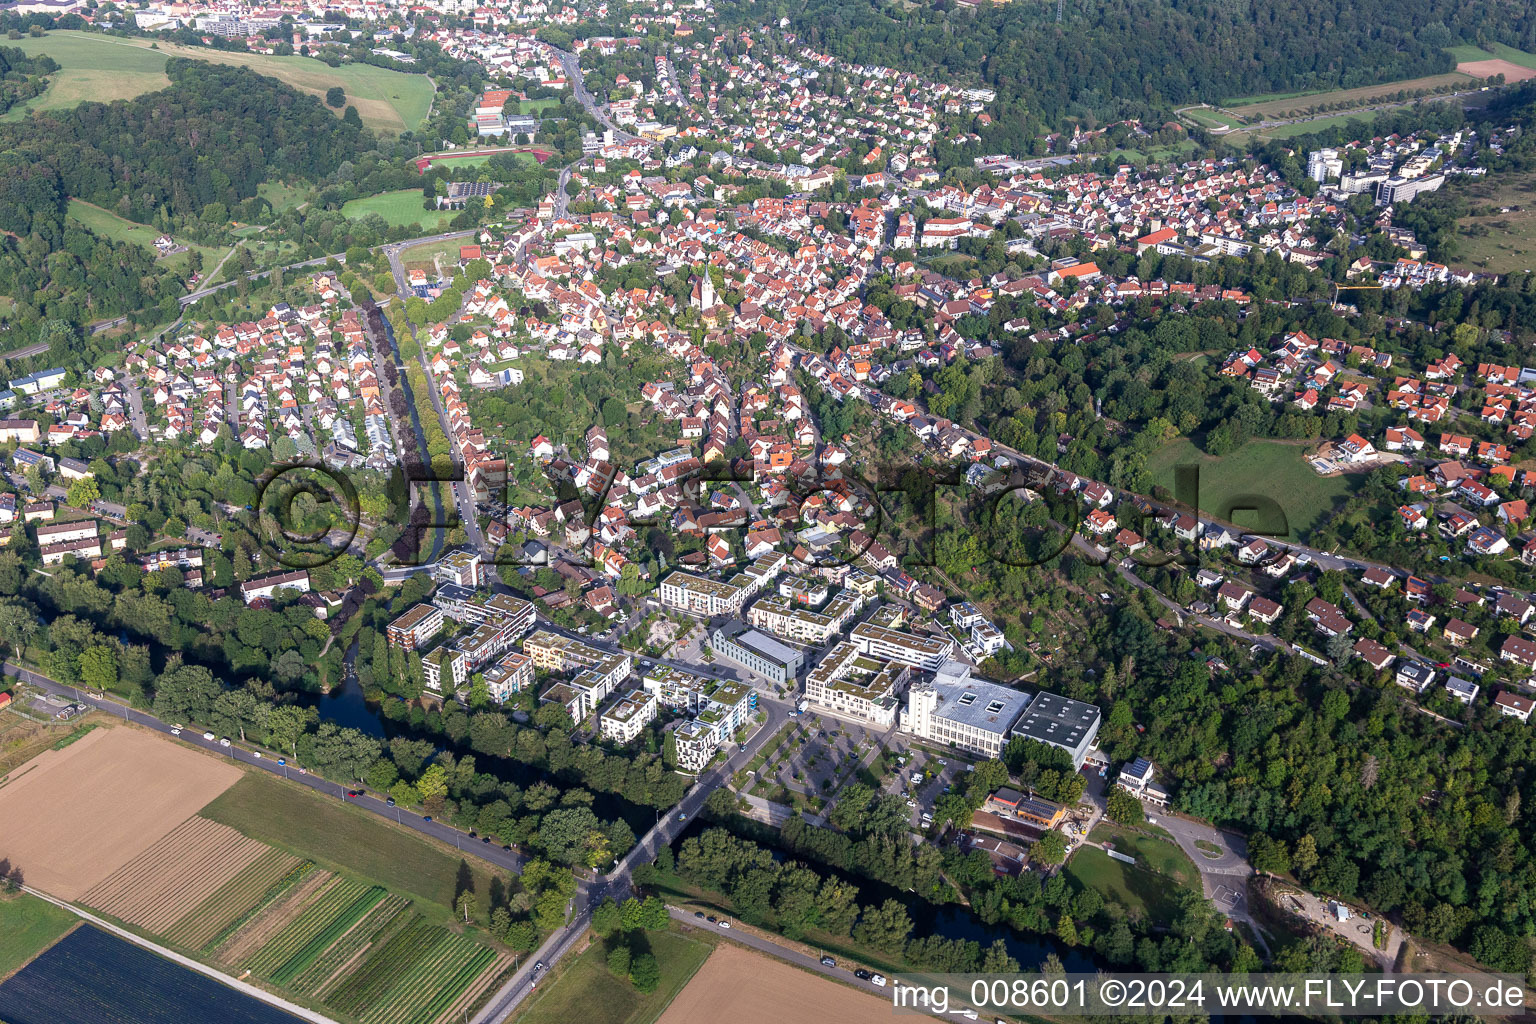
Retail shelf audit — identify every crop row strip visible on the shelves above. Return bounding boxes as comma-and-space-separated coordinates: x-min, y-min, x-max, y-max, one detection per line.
164, 849, 301, 949
203, 861, 315, 956
244, 876, 367, 975
270, 886, 388, 986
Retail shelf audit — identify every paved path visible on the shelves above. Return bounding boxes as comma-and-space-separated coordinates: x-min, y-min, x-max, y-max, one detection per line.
1152, 813, 1266, 950
22, 886, 340, 1024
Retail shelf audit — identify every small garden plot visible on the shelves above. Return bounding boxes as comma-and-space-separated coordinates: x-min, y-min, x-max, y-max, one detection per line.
79, 817, 274, 934
214, 868, 335, 966
162, 850, 305, 951
244, 878, 383, 980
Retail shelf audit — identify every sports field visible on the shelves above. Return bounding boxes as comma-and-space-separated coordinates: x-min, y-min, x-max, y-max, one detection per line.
656, 942, 893, 1024
342, 190, 458, 231
1146, 437, 1355, 540
0, 726, 241, 900
2, 31, 432, 133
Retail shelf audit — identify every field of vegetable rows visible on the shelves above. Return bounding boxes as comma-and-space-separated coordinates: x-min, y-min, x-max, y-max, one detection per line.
291, 894, 410, 999
325, 914, 502, 1024
79, 817, 274, 933
244, 878, 381, 978
161, 848, 303, 951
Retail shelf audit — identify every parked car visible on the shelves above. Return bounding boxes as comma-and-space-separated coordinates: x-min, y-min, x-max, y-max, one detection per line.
386, 797, 395, 806
870, 974, 887, 987
854, 969, 871, 980
718, 920, 730, 929
218, 738, 231, 747
170, 728, 181, 736
694, 911, 705, 918
820, 956, 836, 967
202, 731, 215, 741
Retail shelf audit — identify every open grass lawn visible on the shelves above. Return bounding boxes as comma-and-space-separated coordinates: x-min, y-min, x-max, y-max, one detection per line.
513, 927, 713, 1024
200, 772, 497, 927
0, 32, 431, 134
67, 199, 227, 281
1089, 822, 1200, 888
1, 32, 169, 119
1184, 108, 1245, 130
342, 189, 457, 231
1067, 847, 1193, 923
0, 893, 78, 979
1447, 167, 1536, 273
1261, 113, 1386, 139
1146, 436, 1355, 540
256, 181, 311, 216
399, 236, 469, 278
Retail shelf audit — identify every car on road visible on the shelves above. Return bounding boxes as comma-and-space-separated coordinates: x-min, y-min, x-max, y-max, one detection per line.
820, 956, 836, 967
677, 812, 687, 821
870, 974, 887, 987
718, 919, 730, 929
277, 758, 285, 765
706, 915, 717, 923
219, 737, 231, 747
386, 797, 395, 806
252, 751, 261, 758
347, 790, 363, 797
854, 969, 870, 980
422, 815, 432, 821
534, 961, 545, 972
170, 728, 181, 736
694, 911, 705, 918
202, 731, 215, 740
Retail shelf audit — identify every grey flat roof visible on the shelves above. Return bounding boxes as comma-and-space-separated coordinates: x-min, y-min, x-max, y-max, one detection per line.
932, 675, 1031, 736
1014, 691, 1101, 749
725, 626, 799, 667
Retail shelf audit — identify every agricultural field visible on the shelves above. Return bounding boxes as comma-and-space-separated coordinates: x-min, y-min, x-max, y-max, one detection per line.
655, 942, 892, 1024
1226, 71, 1475, 117
0, 31, 432, 133
516, 928, 713, 1024
1145, 436, 1356, 540
0, 726, 241, 900
0, 925, 302, 1024
342, 190, 458, 231
200, 772, 498, 925
322, 913, 511, 1024
0, 31, 170, 119
80, 817, 292, 936
0, 710, 97, 775
0, 894, 78, 980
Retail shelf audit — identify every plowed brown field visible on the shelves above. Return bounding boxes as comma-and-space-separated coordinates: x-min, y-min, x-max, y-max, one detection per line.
0, 727, 241, 899
656, 944, 895, 1024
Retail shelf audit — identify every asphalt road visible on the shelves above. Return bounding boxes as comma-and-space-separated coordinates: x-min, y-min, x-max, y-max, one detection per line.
1, 661, 526, 874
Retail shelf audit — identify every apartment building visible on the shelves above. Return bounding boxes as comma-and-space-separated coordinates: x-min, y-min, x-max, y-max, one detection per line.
599, 688, 658, 744
673, 718, 718, 773
747, 587, 862, 644
640, 663, 716, 711
693, 678, 757, 745
803, 641, 906, 726
239, 569, 311, 604
435, 549, 487, 588
40, 536, 103, 566
658, 570, 749, 615
386, 603, 445, 650
422, 644, 468, 694
850, 621, 955, 671
524, 630, 633, 719
482, 650, 534, 703
35, 519, 98, 547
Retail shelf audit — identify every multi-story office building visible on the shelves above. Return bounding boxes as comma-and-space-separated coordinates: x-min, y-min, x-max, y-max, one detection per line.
599, 688, 658, 744
1011, 691, 1102, 770
850, 622, 955, 671
710, 622, 804, 684
803, 641, 906, 726
386, 604, 445, 650
899, 661, 1029, 758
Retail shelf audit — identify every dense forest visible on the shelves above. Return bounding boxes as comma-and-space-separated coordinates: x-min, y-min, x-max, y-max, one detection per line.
707, 0, 1536, 135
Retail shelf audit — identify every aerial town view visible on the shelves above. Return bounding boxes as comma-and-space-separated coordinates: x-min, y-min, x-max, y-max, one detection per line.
2, 0, 1536, 1020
